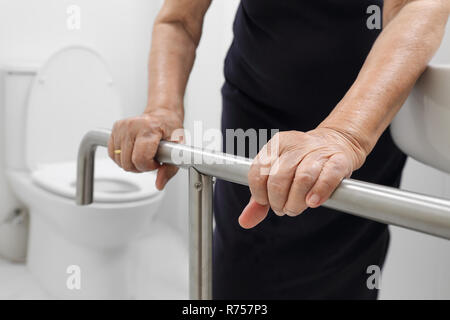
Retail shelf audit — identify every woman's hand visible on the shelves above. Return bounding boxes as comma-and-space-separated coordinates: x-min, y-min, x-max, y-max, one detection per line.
239, 128, 368, 229
108, 109, 184, 190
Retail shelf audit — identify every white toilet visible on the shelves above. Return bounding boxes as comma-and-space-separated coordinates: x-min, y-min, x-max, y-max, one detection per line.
0, 46, 164, 299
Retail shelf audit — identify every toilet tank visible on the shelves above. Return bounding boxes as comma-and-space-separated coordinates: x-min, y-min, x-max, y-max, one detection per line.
0, 63, 39, 261
0, 63, 39, 220
1, 63, 39, 170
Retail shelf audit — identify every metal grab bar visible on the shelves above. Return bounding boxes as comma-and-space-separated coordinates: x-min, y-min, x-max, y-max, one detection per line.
76, 129, 450, 299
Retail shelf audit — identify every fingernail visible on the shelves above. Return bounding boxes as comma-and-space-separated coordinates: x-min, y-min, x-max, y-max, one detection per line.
308, 194, 320, 206
284, 210, 297, 216
273, 210, 285, 216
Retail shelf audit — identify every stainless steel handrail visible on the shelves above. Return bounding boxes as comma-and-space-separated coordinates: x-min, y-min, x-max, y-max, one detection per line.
76, 129, 450, 299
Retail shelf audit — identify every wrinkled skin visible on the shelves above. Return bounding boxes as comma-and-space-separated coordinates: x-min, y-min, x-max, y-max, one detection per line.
108, 109, 183, 190
239, 128, 367, 229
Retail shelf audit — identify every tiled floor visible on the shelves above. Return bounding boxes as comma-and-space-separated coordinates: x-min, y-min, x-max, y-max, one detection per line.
0, 219, 189, 300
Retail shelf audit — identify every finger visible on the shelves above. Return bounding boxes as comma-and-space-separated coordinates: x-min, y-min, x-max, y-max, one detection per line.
238, 197, 270, 229
131, 133, 162, 172
306, 154, 350, 208
156, 164, 179, 190
248, 139, 280, 206
113, 130, 123, 167
168, 127, 185, 144
267, 151, 303, 215
108, 133, 116, 162
283, 153, 326, 216
120, 134, 139, 172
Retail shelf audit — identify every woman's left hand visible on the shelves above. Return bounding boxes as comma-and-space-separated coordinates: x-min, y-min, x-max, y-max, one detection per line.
239, 127, 368, 229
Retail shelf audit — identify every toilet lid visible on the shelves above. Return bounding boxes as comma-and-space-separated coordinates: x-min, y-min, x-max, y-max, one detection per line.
31, 158, 162, 203
25, 46, 122, 170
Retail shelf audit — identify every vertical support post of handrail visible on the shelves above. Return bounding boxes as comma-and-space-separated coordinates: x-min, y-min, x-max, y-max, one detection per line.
189, 167, 213, 300
76, 129, 110, 205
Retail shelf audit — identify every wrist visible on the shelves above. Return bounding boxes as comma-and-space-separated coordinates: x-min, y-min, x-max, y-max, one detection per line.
144, 97, 185, 121
316, 122, 373, 161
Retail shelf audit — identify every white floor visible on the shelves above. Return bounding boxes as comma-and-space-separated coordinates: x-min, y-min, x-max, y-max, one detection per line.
1, 196, 450, 299
0, 219, 189, 300
0, 259, 47, 299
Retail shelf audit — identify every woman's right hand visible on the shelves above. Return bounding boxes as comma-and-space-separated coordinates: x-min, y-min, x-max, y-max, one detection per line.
108, 109, 184, 190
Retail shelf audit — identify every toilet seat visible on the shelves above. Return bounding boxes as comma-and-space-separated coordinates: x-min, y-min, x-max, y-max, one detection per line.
31, 158, 161, 203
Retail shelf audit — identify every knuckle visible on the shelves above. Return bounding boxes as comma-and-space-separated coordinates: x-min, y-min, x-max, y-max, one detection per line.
267, 178, 284, 196
318, 177, 336, 193
252, 195, 268, 206
118, 119, 127, 128
125, 118, 135, 130
137, 117, 150, 129
294, 172, 315, 186
131, 153, 146, 169
147, 117, 162, 130
329, 157, 347, 172
331, 162, 345, 173
122, 163, 135, 172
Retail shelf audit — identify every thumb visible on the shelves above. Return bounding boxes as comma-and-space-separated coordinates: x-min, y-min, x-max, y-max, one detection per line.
238, 197, 270, 229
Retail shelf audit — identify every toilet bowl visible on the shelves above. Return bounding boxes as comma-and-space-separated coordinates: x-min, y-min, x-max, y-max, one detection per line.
1, 47, 164, 299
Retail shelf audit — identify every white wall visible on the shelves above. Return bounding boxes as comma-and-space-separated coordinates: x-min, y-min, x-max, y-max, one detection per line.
1, 0, 450, 299
0, 0, 159, 117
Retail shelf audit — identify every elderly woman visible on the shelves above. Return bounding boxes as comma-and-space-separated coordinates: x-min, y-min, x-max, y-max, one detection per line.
109, 0, 449, 299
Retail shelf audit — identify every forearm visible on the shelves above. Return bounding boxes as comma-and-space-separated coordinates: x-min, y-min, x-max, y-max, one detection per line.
320, 0, 449, 155
144, 0, 211, 119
